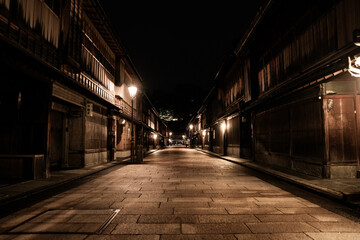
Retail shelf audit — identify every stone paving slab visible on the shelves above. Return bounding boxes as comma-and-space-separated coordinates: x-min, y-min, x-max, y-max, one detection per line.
235, 233, 313, 240
9, 223, 84, 233
111, 223, 181, 234
182, 223, 250, 234
119, 207, 173, 215
226, 207, 283, 214
0, 234, 88, 240
246, 222, 319, 233
159, 202, 209, 208
306, 221, 360, 232
87, 235, 160, 240
174, 207, 227, 215
309, 213, 354, 222
197, 214, 259, 223
160, 234, 237, 240
138, 215, 198, 224
254, 213, 318, 222
305, 232, 360, 240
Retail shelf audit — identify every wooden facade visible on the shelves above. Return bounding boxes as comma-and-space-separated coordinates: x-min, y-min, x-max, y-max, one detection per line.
190, 0, 360, 179
0, 0, 167, 180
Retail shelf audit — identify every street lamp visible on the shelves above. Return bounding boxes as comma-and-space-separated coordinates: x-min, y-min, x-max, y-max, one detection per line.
189, 124, 194, 148
128, 85, 137, 163
169, 132, 172, 146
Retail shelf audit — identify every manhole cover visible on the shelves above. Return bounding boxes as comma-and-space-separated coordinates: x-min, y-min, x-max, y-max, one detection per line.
8, 209, 120, 234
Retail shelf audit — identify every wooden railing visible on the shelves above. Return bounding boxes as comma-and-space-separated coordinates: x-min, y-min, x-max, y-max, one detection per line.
0, 13, 59, 68
115, 97, 136, 118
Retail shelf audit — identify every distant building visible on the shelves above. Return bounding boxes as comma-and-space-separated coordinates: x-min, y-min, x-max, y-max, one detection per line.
0, 0, 167, 180
189, 0, 360, 179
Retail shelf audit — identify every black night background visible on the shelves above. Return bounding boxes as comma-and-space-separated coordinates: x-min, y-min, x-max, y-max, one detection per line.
101, 1, 263, 133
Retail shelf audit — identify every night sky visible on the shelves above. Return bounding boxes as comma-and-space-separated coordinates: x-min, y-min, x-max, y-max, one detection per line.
101, 1, 263, 131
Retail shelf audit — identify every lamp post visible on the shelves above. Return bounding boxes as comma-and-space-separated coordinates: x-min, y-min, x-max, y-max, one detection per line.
153, 133, 157, 148
221, 121, 227, 156
128, 85, 137, 163
169, 132, 172, 146
189, 124, 193, 148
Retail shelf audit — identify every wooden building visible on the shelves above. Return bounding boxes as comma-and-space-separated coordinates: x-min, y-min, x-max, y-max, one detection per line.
0, 0, 166, 180
190, 0, 360, 179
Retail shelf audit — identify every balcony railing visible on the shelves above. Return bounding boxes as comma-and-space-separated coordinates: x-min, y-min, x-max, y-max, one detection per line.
115, 97, 136, 118
0, 13, 59, 67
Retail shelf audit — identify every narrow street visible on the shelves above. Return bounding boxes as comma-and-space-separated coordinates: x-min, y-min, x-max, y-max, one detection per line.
1, 148, 360, 240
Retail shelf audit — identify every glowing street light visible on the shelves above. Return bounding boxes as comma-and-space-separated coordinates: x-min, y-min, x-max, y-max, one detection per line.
128, 85, 137, 163
128, 86, 137, 98
348, 29, 360, 77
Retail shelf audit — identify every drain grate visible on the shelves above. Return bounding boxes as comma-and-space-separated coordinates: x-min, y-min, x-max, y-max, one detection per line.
6, 209, 121, 235
96, 209, 120, 234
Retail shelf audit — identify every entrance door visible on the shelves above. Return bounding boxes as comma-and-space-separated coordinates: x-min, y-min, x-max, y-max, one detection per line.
49, 111, 64, 169
326, 96, 357, 163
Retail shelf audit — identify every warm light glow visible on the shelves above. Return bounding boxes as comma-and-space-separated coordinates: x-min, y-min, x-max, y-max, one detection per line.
189, 124, 193, 130
202, 130, 206, 136
153, 134, 157, 139
182, 135, 185, 139
348, 56, 360, 77
128, 85, 138, 98
221, 122, 226, 132
121, 119, 126, 125
169, 132, 173, 136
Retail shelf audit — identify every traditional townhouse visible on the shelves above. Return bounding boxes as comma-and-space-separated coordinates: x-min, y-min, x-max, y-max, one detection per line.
192, 0, 360, 179
0, 0, 165, 180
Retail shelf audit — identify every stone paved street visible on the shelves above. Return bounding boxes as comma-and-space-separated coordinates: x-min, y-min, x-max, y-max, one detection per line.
0, 148, 360, 239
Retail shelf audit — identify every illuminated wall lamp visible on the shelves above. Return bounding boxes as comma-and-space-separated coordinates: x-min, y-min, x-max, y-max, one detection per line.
348, 29, 360, 78
221, 122, 226, 132
348, 56, 360, 77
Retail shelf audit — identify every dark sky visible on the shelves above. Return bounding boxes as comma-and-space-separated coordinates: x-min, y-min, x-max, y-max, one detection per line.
100, 1, 263, 130
101, 1, 262, 92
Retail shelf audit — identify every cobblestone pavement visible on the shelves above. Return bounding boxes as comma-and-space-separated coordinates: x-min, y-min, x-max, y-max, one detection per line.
0, 148, 360, 240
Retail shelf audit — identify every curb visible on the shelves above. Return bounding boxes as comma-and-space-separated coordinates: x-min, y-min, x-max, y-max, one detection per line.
195, 148, 360, 209
0, 159, 129, 217
0, 149, 163, 217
